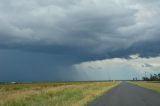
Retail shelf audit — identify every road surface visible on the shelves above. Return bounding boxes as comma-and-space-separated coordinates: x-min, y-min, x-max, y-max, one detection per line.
89, 82, 160, 106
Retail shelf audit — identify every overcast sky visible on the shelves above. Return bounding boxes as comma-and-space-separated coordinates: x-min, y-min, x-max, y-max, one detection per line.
0, 0, 160, 82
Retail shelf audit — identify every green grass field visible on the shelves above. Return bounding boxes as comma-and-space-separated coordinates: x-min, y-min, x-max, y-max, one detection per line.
130, 81, 160, 93
0, 81, 119, 106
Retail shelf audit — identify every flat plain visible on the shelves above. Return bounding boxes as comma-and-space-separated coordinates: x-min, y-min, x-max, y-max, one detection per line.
0, 81, 118, 106
130, 81, 160, 93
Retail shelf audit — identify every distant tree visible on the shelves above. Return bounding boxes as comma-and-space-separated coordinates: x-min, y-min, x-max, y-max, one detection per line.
135, 77, 138, 81
142, 73, 160, 81
133, 77, 138, 81
158, 74, 160, 80
142, 77, 149, 81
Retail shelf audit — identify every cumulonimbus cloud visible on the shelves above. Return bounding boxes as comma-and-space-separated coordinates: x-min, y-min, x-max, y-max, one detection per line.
0, 0, 160, 59
0, 0, 160, 81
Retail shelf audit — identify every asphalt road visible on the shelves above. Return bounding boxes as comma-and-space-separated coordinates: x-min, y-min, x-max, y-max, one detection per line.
89, 82, 160, 106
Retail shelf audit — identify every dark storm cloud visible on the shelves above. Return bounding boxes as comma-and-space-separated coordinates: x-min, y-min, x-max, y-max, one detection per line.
0, 49, 81, 82
0, 0, 160, 81
0, 0, 159, 58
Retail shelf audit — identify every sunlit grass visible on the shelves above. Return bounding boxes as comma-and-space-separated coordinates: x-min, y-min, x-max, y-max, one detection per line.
0, 81, 119, 106
130, 81, 160, 93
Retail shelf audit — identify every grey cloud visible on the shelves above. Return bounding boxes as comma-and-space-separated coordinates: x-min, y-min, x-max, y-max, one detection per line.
0, 0, 136, 55
0, 0, 158, 58
0, 0, 160, 81
142, 63, 153, 68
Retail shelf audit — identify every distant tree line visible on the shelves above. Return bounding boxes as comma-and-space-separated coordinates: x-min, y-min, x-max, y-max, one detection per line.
142, 73, 160, 81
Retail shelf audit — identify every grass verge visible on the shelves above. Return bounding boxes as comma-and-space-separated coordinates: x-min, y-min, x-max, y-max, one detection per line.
0, 81, 119, 106
129, 81, 160, 93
